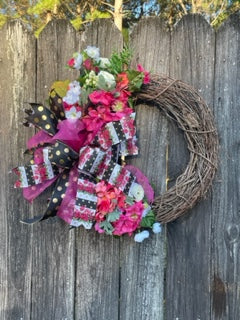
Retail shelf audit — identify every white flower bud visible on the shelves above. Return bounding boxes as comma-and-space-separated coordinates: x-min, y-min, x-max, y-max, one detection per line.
97, 71, 116, 90
152, 222, 162, 234
99, 57, 110, 68
134, 230, 150, 243
85, 46, 100, 61
129, 183, 144, 201
73, 52, 83, 70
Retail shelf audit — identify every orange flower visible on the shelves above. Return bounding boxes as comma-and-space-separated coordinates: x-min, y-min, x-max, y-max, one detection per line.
117, 72, 129, 90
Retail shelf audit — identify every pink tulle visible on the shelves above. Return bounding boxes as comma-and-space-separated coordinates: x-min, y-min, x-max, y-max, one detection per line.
27, 130, 54, 149
54, 119, 86, 152
125, 165, 154, 202
23, 176, 58, 202
57, 166, 79, 224
33, 148, 44, 164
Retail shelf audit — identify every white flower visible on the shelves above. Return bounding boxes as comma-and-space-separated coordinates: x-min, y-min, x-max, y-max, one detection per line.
89, 70, 96, 78
134, 230, 150, 243
99, 57, 110, 68
63, 81, 81, 105
129, 183, 144, 201
73, 52, 83, 70
152, 222, 162, 234
65, 106, 82, 119
63, 92, 79, 105
85, 46, 100, 60
84, 70, 98, 88
68, 80, 81, 96
97, 70, 116, 90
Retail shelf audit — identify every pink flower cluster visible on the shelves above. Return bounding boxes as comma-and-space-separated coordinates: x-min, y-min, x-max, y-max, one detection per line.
58, 49, 149, 153
94, 181, 144, 236
113, 202, 144, 236
83, 89, 132, 132
95, 181, 126, 218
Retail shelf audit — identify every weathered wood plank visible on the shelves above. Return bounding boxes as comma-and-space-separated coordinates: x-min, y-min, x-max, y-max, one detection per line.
0, 21, 36, 320
30, 20, 77, 320
81, 19, 123, 57
211, 14, 240, 320
166, 15, 215, 319
74, 20, 123, 320
1, 15, 239, 320
118, 18, 170, 320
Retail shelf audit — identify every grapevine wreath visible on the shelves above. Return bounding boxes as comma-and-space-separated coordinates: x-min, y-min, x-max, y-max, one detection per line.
13, 47, 218, 242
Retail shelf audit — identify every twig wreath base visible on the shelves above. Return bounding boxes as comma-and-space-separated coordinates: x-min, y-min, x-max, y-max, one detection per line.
137, 75, 218, 223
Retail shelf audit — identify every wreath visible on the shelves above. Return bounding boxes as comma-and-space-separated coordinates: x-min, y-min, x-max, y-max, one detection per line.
13, 47, 218, 242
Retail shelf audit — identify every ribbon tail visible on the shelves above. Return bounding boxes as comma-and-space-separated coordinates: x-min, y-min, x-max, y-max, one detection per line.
23, 176, 58, 202
42, 170, 71, 220
21, 170, 71, 224
20, 214, 46, 224
71, 172, 97, 227
57, 165, 79, 224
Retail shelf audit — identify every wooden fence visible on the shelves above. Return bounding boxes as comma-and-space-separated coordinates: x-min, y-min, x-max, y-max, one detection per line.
0, 14, 239, 320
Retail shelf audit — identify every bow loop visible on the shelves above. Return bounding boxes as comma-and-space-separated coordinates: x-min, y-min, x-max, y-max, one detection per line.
48, 140, 79, 169
49, 89, 65, 120
25, 103, 58, 136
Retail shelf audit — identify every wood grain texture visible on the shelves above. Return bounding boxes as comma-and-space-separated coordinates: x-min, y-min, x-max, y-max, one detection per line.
0, 21, 36, 320
211, 14, 240, 320
130, 17, 170, 75
81, 19, 123, 57
166, 15, 215, 320
74, 20, 123, 320
118, 18, 170, 320
1, 15, 240, 320
30, 20, 77, 320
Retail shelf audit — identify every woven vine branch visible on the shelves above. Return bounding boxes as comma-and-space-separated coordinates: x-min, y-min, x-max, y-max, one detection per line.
136, 75, 219, 223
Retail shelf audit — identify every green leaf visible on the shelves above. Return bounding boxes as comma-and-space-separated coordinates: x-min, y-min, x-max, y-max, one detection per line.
122, 28, 129, 45
99, 221, 114, 235
126, 196, 134, 205
34, 23, 47, 38
127, 70, 144, 92
0, 13, 7, 28
128, 97, 134, 109
80, 87, 94, 105
86, 9, 111, 21
107, 210, 121, 223
71, 17, 82, 30
141, 210, 156, 228
120, 47, 132, 66
27, 0, 60, 15
51, 80, 70, 98
108, 47, 132, 75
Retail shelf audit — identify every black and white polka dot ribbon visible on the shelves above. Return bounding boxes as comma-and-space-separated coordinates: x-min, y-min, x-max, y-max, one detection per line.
14, 103, 141, 225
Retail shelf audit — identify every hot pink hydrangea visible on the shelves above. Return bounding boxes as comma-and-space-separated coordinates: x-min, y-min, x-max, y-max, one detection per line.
89, 90, 114, 106
113, 201, 144, 236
